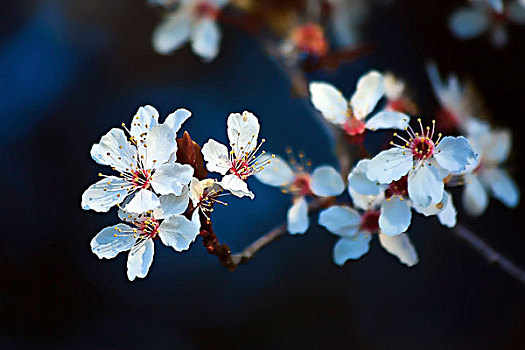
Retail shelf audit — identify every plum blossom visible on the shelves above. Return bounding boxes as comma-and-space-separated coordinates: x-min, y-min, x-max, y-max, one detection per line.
91, 193, 200, 281
449, 1, 525, 47
151, 0, 229, 61
462, 120, 519, 215
366, 119, 476, 208
349, 159, 457, 236
81, 105, 194, 214
201, 111, 271, 199
255, 150, 345, 234
309, 71, 410, 138
189, 177, 227, 221
318, 189, 419, 267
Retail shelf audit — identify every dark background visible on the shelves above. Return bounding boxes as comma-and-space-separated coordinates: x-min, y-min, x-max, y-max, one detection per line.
1, 0, 524, 348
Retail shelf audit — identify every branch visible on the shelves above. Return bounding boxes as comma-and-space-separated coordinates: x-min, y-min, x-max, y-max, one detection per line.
452, 224, 525, 285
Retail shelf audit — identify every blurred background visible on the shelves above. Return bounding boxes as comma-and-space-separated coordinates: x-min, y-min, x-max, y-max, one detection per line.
1, 0, 524, 348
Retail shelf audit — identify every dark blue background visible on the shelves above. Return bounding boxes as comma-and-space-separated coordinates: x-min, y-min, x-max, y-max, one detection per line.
1, 0, 524, 348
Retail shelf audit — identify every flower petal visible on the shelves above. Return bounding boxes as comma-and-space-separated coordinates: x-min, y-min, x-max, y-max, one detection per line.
350, 71, 385, 120
191, 18, 221, 61
481, 168, 520, 208
479, 129, 511, 164
219, 174, 254, 199
348, 159, 387, 196
462, 173, 488, 216
129, 105, 159, 141
144, 124, 177, 170
127, 238, 155, 281
152, 14, 191, 55
333, 234, 371, 265
287, 197, 309, 234
378, 233, 418, 267
164, 108, 192, 135
90, 224, 136, 259
310, 166, 345, 197
379, 197, 412, 236
448, 7, 489, 39
226, 111, 260, 157
81, 176, 131, 212
153, 189, 190, 220
123, 189, 160, 214
90, 128, 137, 172
348, 188, 382, 211
158, 214, 200, 251
318, 205, 361, 237
438, 191, 457, 228
366, 148, 413, 184
408, 164, 444, 208
201, 139, 231, 175
434, 136, 475, 173
365, 111, 410, 131
255, 155, 295, 187
150, 163, 194, 196
309, 82, 348, 125
508, 1, 525, 24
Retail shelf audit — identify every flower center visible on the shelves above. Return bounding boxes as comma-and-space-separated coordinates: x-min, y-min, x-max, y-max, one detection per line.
385, 175, 408, 199
411, 137, 434, 160
195, 1, 218, 19
436, 107, 459, 132
360, 210, 380, 234
290, 173, 312, 197
229, 136, 272, 180
390, 118, 442, 161
290, 23, 329, 56
491, 10, 507, 24
343, 118, 366, 136
139, 217, 160, 239
131, 169, 152, 189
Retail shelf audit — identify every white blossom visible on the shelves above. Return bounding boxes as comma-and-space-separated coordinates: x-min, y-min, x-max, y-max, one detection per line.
366, 119, 476, 208
82, 105, 194, 213
152, 0, 229, 61
309, 71, 410, 137
201, 111, 270, 199
90, 192, 200, 281
255, 151, 345, 234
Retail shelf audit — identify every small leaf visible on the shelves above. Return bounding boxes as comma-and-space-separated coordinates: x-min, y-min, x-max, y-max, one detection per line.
176, 131, 208, 180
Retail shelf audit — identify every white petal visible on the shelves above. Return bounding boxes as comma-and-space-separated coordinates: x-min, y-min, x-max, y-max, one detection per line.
434, 136, 475, 173
254, 155, 295, 187
191, 18, 221, 61
333, 234, 371, 265
287, 197, 310, 234
123, 189, 160, 214
413, 188, 448, 217
481, 168, 520, 208
408, 165, 444, 208
365, 111, 410, 131
384, 73, 405, 99
508, 1, 525, 24
153, 189, 190, 220
366, 148, 413, 184
90, 224, 136, 259
379, 197, 412, 236
219, 174, 254, 199
310, 166, 345, 197
349, 188, 382, 211
158, 214, 200, 251
462, 173, 488, 216
127, 238, 155, 281
144, 124, 177, 170
480, 129, 511, 164
90, 128, 137, 172
309, 82, 349, 125
81, 177, 130, 212
378, 233, 418, 267
350, 71, 385, 120
226, 111, 260, 157
152, 14, 191, 55
164, 108, 192, 135
318, 205, 361, 238
129, 105, 159, 140
348, 159, 387, 196
201, 139, 231, 175
438, 191, 457, 228
150, 163, 194, 196
448, 7, 489, 39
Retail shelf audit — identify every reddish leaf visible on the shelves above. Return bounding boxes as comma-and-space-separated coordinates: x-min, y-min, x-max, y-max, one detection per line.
176, 131, 208, 180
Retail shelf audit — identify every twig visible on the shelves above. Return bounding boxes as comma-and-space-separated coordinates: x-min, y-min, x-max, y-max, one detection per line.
452, 224, 525, 285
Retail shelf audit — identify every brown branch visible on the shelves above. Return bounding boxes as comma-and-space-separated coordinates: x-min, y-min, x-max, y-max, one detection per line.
452, 224, 525, 285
